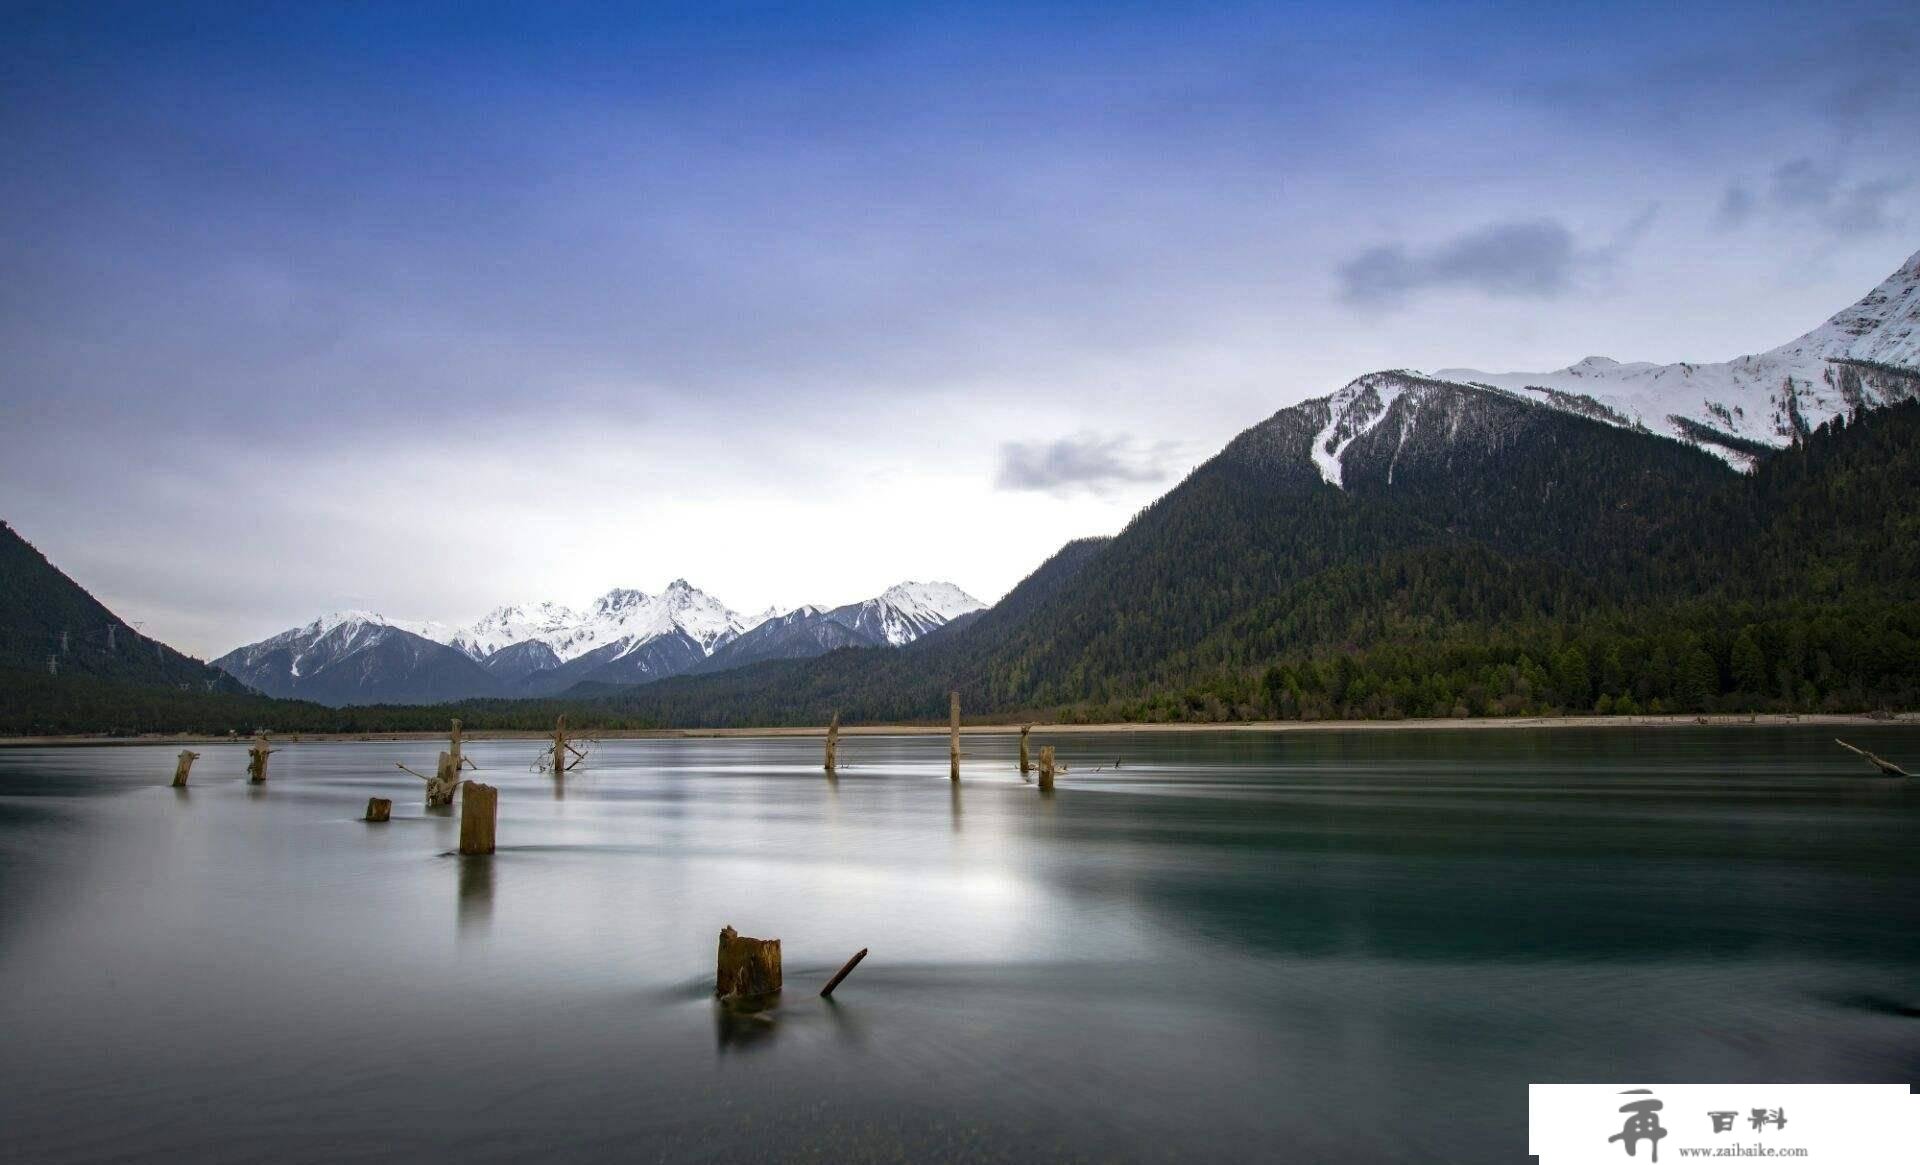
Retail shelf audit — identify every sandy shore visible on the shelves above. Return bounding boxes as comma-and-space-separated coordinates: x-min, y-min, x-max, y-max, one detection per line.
3, 711, 1913, 747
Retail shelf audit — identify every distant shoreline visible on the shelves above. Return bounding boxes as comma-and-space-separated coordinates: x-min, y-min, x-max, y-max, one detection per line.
2, 711, 1914, 747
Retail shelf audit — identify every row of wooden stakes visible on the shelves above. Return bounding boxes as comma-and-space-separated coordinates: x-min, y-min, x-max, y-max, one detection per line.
825, 692, 1063, 788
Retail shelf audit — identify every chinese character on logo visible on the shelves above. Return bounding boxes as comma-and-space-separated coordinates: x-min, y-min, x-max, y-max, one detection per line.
1708, 1111, 1737, 1133
1749, 1108, 1787, 1132
1609, 1090, 1668, 1161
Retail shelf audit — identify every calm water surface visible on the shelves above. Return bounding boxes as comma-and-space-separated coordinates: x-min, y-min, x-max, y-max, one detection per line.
1, 728, 1916, 1162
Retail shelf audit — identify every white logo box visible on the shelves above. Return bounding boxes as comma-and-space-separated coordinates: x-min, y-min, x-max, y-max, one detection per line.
1530, 1083, 1917, 1163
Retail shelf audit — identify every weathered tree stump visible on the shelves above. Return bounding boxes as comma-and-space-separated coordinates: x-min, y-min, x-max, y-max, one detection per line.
450, 717, 475, 773
716, 925, 782, 1001
1038, 746, 1057, 791
549, 715, 585, 776
1018, 725, 1031, 775
171, 749, 200, 787
949, 690, 961, 781
459, 781, 497, 855
364, 796, 392, 822
825, 712, 839, 774
426, 750, 461, 806
246, 735, 276, 784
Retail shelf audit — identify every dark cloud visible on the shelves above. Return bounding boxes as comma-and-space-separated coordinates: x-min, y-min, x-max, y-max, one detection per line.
1339, 219, 1587, 307
994, 434, 1172, 497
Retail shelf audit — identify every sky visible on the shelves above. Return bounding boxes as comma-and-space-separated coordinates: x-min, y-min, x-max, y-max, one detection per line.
2, 1, 1916, 657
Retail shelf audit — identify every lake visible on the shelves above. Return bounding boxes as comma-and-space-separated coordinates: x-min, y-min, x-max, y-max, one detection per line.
2, 727, 1916, 1162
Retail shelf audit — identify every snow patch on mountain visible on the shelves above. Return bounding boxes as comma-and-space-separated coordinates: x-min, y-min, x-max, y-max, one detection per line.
1311, 375, 1407, 488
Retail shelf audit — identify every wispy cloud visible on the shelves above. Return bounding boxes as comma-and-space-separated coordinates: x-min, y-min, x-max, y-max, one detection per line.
994, 433, 1174, 497
1720, 159, 1910, 238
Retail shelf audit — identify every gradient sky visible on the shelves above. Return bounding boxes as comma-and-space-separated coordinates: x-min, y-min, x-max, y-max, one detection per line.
2, 1, 1916, 657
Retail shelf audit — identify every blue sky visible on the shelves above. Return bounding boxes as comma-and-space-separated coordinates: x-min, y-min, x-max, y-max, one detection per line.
2, 1, 1915, 654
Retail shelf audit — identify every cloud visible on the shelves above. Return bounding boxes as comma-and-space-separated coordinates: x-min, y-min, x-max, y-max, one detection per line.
994, 433, 1173, 497
1769, 159, 1834, 210
1716, 184, 1755, 230
1758, 158, 1910, 237
1338, 218, 1631, 308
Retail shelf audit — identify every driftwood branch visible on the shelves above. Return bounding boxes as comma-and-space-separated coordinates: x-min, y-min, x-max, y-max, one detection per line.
820, 947, 868, 998
1836, 738, 1909, 777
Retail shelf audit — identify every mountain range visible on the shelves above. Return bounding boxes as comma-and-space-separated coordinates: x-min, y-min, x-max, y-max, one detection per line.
7, 245, 1919, 734
209, 580, 983, 706
558, 247, 1920, 726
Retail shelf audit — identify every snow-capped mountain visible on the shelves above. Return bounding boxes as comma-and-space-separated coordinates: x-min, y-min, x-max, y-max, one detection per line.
210, 611, 497, 706
448, 582, 747, 664
828, 581, 984, 646
701, 583, 984, 672
215, 579, 982, 705
1418, 248, 1920, 472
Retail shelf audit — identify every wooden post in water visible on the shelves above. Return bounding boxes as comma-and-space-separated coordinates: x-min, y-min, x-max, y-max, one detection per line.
716, 926, 782, 1000
246, 735, 276, 784
450, 718, 475, 773
459, 781, 497, 855
949, 691, 961, 782
1038, 746, 1056, 791
824, 712, 839, 775
364, 797, 391, 823
1018, 725, 1031, 776
171, 749, 200, 787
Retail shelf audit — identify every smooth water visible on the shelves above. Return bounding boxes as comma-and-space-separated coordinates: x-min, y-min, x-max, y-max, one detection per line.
2, 728, 1916, 1162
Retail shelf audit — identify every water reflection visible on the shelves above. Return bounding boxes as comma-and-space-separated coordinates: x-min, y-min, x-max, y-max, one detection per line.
714, 996, 780, 1053
457, 855, 494, 936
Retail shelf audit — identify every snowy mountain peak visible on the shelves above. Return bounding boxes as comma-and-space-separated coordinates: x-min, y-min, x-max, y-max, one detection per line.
877, 581, 985, 624
1405, 249, 1920, 470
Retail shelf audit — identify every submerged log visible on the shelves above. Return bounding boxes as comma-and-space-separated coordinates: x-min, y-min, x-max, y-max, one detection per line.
716, 926, 782, 1001
459, 781, 497, 855
949, 691, 961, 782
1836, 738, 1909, 777
1019, 725, 1031, 775
825, 712, 839, 775
171, 749, 200, 788
820, 947, 868, 998
364, 796, 392, 823
1038, 746, 1056, 791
